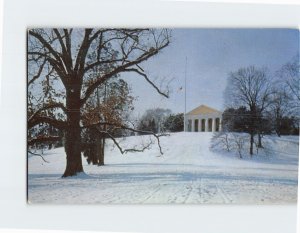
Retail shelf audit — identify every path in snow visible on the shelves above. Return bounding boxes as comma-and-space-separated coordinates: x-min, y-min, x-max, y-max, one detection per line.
28, 132, 299, 204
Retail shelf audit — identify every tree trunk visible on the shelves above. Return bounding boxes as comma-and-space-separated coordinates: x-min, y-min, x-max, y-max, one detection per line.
249, 106, 256, 157
95, 134, 104, 166
257, 133, 263, 148
250, 133, 254, 157
276, 131, 281, 137
276, 118, 281, 137
62, 87, 84, 177
98, 137, 105, 166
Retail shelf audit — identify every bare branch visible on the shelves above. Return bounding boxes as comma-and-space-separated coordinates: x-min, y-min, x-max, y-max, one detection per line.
28, 135, 62, 146
28, 50, 67, 85
80, 39, 170, 106
74, 29, 93, 72
28, 102, 67, 122
27, 150, 50, 163
97, 128, 152, 154
28, 116, 67, 130
123, 68, 169, 98
53, 29, 73, 72
64, 29, 72, 55
28, 58, 47, 86
29, 30, 62, 62
83, 121, 168, 155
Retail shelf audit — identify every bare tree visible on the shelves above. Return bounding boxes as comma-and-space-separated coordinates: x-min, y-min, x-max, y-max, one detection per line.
232, 133, 245, 159
210, 132, 231, 152
224, 66, 272, 156
276, 56, 300, 116
27, 28, 171, 177
137, 108, 172, 134
268, 89, 291, 137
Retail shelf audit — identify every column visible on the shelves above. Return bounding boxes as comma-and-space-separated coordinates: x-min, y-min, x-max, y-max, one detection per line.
187, 118, 190, 132
212, 118, 216, 132
199, 119, 202, 132
192, 118, 195, 132
205, 118, 208, 132
185, 117, 189, 132
219, 119, 222, 131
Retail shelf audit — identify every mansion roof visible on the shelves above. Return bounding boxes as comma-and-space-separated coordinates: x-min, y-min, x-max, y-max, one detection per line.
186, 105, 222, 116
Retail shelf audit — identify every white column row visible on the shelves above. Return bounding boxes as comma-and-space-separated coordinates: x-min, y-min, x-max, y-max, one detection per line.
186, 118, 221, 132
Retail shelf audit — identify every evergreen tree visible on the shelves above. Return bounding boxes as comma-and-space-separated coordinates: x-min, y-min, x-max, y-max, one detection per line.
163, 113, 184, 132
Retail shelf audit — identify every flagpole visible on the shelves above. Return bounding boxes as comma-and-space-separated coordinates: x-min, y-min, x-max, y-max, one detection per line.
184, 57, 187, 132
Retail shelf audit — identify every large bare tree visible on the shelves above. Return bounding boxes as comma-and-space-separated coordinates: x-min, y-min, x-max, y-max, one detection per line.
224, 66, 271, 155
27, 28, 170, 177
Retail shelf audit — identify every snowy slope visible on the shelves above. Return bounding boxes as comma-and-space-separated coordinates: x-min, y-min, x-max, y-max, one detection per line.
28, 132, 299, 204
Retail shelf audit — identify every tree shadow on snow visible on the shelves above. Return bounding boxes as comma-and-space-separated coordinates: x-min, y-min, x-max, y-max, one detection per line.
28, 170, 298, 187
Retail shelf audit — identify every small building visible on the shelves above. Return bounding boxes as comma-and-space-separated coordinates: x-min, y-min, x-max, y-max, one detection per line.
185, 105, 222, 132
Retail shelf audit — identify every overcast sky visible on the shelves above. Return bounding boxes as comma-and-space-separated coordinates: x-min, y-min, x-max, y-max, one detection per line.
120, 29, 299, 118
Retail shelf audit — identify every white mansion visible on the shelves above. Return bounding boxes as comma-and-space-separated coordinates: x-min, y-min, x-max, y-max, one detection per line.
185, 105, 222, 132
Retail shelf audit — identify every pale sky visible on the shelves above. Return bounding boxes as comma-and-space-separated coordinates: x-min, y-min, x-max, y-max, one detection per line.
120, 28, 299, 117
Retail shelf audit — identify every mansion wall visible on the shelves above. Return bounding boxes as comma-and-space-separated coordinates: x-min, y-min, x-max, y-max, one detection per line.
185, 111, 222, 132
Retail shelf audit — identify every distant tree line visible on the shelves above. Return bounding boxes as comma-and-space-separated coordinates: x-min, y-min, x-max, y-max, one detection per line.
137, 108, 184, 134
222, 107, 298, 136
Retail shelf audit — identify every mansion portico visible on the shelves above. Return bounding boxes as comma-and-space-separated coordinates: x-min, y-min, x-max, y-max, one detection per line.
185, 105, 222, 132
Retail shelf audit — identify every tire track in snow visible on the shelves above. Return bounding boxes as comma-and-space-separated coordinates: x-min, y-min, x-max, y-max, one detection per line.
167, 184, 187, 203
181, 182, 193, 204
186, 179, 214, 204
215, 184, 232, 204
197, 178, 203, 203
142, 184, 162, 203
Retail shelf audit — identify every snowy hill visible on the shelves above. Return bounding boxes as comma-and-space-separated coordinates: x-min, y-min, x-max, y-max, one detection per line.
28, 132, 299, 204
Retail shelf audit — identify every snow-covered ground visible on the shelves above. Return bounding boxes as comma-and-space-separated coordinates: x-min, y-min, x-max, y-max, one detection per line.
28, 132, 299, 204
